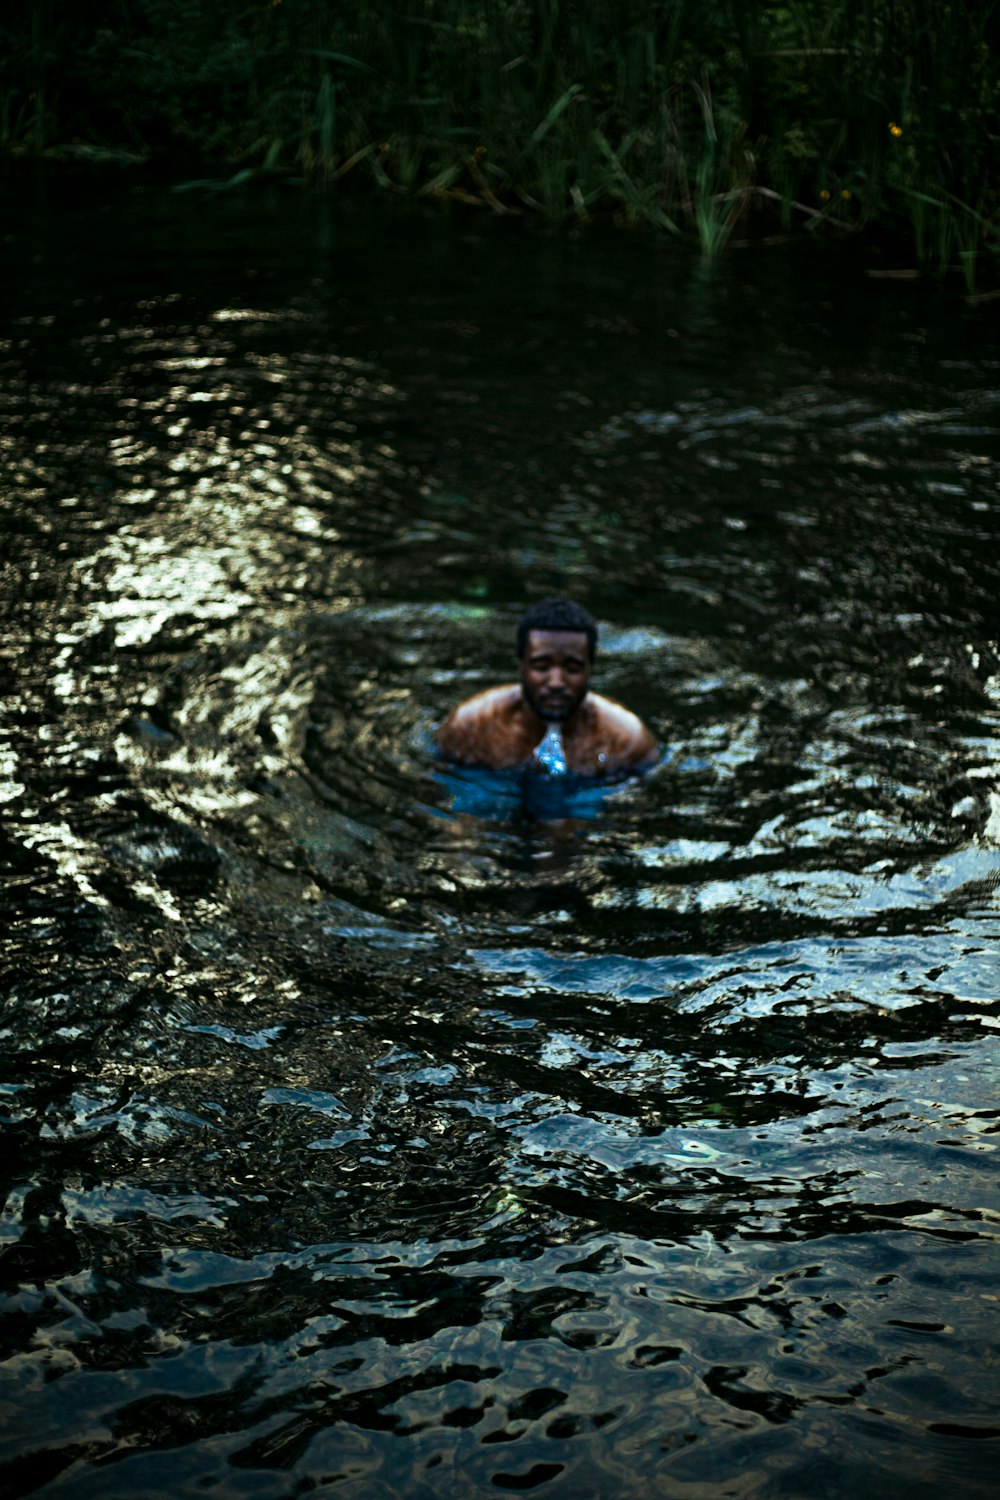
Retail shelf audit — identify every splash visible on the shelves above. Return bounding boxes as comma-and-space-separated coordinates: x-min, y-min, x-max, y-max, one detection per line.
532, 722, 569, 776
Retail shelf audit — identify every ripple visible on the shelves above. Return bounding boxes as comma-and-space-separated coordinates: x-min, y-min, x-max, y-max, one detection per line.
2, 190, 999, 1499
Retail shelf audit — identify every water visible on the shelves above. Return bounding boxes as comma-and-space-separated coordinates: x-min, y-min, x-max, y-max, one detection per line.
532, 725, 570, 777
1, 171, 999, 1498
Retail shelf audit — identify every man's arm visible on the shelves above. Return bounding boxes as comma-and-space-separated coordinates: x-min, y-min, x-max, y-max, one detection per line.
592, 695, 658, 771
436, 701, 476, 762
436, 686, 524, 769
628, 721, 659, 768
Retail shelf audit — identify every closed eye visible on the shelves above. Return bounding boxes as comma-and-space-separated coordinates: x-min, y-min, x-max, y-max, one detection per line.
529, 656, 586, 672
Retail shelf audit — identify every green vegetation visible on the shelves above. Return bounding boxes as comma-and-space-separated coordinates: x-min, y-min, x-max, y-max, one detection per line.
4, 0, 999, 270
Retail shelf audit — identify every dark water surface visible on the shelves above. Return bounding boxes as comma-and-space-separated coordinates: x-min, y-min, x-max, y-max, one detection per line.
2, 176, 999, 1498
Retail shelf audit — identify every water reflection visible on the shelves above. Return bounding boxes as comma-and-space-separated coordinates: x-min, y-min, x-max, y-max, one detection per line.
0, 181, 998, 1496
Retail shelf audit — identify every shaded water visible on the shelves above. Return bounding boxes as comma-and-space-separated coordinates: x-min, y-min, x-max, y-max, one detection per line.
2, 175, 999, 1498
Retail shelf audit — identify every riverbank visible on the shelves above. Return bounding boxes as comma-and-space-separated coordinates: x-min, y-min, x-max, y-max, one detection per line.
4, 0, 999, 280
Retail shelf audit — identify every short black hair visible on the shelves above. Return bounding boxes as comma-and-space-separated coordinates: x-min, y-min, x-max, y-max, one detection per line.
516, 598, 597, 660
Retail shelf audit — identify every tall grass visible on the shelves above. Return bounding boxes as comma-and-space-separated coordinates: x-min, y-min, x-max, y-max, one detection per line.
3, 0, 998, 270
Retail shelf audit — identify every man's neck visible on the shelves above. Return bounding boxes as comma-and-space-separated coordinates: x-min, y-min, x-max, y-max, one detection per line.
518, 691, 590, 739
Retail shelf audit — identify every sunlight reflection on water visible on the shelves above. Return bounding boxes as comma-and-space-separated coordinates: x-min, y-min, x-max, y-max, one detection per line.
1, 185, 998, 1497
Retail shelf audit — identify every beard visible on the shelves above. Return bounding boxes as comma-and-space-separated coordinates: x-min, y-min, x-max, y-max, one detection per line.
521, 681, 587, 723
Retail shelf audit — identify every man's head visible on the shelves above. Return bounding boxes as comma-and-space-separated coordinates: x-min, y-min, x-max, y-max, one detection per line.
516, 599, 597, 662
516, 598, 597, 723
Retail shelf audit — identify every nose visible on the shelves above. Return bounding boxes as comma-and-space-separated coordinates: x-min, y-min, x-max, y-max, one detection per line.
547, 666, 566, 689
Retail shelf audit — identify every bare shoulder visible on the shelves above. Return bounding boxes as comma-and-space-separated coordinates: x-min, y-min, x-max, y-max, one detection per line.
590, 692, 658, 767
440, 684, 518, 731
437, 684, 523, 766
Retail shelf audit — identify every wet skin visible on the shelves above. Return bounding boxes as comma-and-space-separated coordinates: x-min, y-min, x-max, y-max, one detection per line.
436, 629, 658, 775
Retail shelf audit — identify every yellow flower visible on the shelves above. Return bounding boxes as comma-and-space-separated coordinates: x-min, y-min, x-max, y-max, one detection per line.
819, 189, 830, 202
378, 141, 390, 153
840, 189, 852, 200
888, 121, 903, 137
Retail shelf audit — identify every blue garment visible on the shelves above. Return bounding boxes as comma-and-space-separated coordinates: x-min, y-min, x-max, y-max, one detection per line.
434, 759, 637, 823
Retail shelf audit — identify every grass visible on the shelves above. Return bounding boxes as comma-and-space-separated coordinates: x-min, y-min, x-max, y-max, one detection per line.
2, 0, 999, 275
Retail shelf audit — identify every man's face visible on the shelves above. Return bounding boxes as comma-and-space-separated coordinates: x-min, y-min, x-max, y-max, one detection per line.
519, 630, 592, 722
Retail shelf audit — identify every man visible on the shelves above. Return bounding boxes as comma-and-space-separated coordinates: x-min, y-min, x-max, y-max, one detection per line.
437, 598, 657, 775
